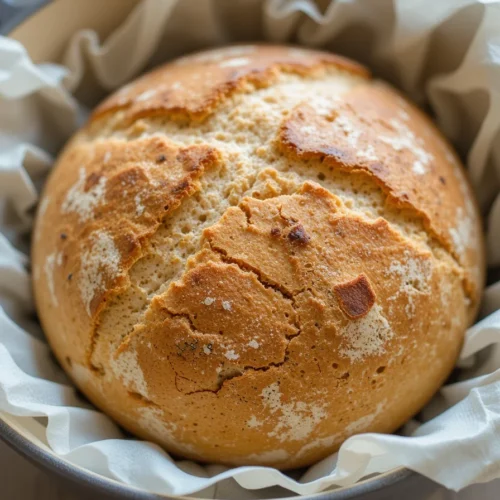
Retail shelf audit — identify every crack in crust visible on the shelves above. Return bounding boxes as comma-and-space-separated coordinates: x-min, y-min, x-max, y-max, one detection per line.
78, 48, 480, 383
174, 309, 302, 397
117, 245, 302, 396
208, 241, 296, 301
126, 180, 460, 398
277, 83, 483, 307
107, 172, 473, 400
104, 170, 266, 343
86, 78, 479, 323
86, 143, 221, 367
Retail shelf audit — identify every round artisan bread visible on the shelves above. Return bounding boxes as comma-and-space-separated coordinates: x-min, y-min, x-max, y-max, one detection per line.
32, 45, 485, 469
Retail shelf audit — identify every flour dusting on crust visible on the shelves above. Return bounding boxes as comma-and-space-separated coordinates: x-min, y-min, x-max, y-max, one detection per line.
386, 250, 433, 316
219, 57, 250, 68
38, 196, 50, 218
35, 196, 50, 241
339, 305, 394, 361
247, 415, 263, 428
450, 207, 474, 258
79, 230, 121, 315
136, 89, 157, 102
61, 167, 107, 222
247, 449, 290, 463
224, 349, 239, 361
380, 119, 434, 175
137, 407, 198, 455
296, 434, 339, 458
261, 383, 326, 442
345, 400, 386, 433
44, 252, 58, 306
177, 45, 256, 65
134, 193, 145, 216
112, 349, 149, 397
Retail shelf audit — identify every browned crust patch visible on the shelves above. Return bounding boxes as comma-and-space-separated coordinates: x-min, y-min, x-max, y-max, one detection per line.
287, 223, 311, 245
334, 274, 376, 319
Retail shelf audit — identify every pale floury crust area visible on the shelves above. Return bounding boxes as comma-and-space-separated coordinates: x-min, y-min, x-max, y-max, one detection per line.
32, 45, 485, 469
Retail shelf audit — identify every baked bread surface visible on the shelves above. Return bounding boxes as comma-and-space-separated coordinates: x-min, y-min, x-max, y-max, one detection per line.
32, 45, 485, 469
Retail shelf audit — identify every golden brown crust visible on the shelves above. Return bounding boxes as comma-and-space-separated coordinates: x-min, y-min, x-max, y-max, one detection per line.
278, 82, 484, 309
92, 45, 370, 126
111, 182, 467, 467
32, 45, 485, 470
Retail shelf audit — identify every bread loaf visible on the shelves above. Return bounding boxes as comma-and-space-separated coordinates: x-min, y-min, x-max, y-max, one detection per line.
32, 45, 485, 469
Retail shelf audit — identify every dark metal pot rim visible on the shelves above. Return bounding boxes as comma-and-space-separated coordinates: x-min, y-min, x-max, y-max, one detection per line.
0, 0, 49, 37
1, 3, 413, 499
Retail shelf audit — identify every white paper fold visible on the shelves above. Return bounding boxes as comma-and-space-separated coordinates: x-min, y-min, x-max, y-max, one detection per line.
1, 0, 500, 497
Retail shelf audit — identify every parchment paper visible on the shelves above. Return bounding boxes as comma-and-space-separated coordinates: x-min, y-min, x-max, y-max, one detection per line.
1, 0, 500, 497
